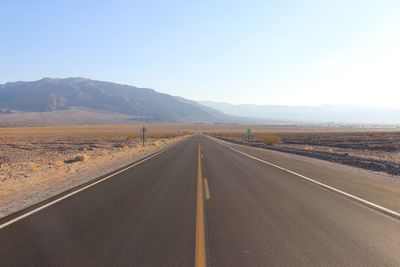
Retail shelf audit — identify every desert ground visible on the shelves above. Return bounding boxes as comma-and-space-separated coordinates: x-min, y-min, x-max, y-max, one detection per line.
0, 124, 194, 217
207, 130, 400, 177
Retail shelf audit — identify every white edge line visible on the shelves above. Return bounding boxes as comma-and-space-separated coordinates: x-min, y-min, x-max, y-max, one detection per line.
0, 142, 180, 230
207, 135, 400, 221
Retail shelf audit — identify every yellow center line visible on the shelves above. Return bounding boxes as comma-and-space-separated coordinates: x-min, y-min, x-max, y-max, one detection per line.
204, 178, 211, 200
195, 144, 206, 267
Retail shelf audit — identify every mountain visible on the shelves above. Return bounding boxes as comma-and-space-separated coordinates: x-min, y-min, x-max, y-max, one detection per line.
198, 101, 400, 125
0, 77, 233, 123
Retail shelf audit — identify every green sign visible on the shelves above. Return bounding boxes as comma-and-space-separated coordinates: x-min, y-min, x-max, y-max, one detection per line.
246, 128, 252, 141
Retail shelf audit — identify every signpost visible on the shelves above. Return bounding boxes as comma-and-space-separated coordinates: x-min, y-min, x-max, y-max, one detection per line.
140, 126, 148, 146
246, 128, 252, 142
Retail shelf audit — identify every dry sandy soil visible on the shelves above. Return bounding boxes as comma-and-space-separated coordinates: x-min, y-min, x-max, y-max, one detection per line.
0, 124, 193, 218
208, 131, 400, 177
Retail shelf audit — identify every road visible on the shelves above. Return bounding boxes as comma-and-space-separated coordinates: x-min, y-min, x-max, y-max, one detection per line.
0, 134, 399, 266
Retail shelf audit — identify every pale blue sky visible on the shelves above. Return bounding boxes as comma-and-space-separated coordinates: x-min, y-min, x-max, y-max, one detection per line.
1, 1, 400, 106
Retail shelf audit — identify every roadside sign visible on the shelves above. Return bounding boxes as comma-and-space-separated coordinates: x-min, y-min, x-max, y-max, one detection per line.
246, 128, 252, 141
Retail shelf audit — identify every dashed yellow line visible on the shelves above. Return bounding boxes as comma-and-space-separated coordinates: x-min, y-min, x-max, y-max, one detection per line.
204, 178, 211, 200
195, 145, 206, 267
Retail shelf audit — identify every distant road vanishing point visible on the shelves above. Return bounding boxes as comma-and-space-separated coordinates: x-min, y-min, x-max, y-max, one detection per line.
0, 134, 399, 266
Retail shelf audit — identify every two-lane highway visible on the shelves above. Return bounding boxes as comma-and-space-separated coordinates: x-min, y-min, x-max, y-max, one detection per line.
0, 134, 399, 266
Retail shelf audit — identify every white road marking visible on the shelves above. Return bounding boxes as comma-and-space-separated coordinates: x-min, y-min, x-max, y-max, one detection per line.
209, 136, 400, 221
0, 142, 180, 230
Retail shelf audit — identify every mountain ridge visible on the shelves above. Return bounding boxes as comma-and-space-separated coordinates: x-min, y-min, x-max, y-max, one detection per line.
0, 77, 232, 123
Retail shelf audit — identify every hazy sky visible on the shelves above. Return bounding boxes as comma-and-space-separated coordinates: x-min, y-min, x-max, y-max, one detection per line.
1, 1, 400, 107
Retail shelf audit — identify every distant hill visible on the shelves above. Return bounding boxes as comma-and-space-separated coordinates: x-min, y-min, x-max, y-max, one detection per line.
0, 107, 145, 127
198, 101, 400, 125
0, 77, 233, 123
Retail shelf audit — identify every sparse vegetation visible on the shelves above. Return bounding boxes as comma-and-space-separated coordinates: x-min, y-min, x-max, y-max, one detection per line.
0, 124, 193, 218
28, 162, 40, 171
126, 134, 138, 141
0, 124, 194, 186
258, 133, 282, 145
65, 155, 89, 163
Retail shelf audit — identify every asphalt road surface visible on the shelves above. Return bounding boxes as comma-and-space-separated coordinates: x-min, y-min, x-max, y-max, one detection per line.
0, 134, 399, 266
